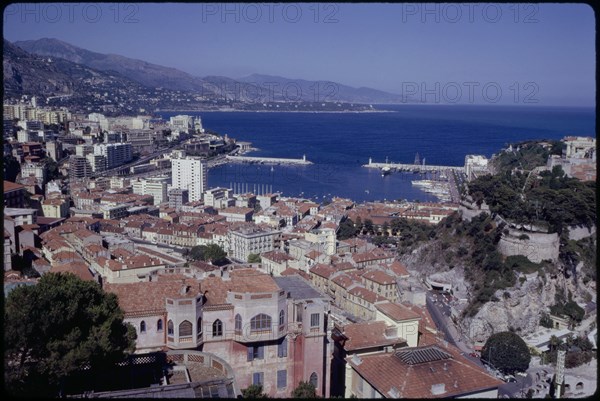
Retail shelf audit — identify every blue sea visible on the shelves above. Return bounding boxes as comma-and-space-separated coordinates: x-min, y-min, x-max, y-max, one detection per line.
160, 105, 595, 202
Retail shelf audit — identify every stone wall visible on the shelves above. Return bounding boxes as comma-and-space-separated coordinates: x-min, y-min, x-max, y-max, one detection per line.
567, 224, 596, 241
498, 228, 559, 263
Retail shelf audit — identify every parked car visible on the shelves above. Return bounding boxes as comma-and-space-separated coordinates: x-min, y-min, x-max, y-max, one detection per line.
516, 372, 528, 377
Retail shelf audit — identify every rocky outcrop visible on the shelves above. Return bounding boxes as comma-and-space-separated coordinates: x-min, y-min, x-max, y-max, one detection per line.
567, 224, 596, 241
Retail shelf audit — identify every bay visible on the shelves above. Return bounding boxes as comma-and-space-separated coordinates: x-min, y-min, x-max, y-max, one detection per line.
159, 105, 595, 202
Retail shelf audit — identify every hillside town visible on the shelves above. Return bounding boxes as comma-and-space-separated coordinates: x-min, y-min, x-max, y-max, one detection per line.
3, 97, 597, 398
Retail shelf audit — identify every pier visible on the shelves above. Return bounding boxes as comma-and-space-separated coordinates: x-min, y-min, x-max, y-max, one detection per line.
226, 154, 312, 165
363, 157, 463, 173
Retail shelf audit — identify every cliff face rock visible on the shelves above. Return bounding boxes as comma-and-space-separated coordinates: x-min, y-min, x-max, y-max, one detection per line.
461, 275, 561, 342
400, 225, 595, 344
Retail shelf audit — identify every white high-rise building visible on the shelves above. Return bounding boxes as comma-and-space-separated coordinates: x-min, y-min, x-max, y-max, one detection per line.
132, 177, 169, 205
171, 157, 207, 202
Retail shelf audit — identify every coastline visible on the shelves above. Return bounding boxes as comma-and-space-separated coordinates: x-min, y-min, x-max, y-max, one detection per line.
156, 109, 397, 114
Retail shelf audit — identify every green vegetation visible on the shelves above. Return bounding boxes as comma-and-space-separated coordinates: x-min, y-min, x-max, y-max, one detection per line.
291, 381, 318, 398
337, 218, 358, 240
549, 300, 585, 323
481, 331, 531, 374
504, 255, 546, 275
188, 244, 227, 264
390, 217, 435, 253
241, 384, 269, 398
4, 273, 136, 397
539, 312, 554, 329
248, 253, 262, 263
469, 166, 596, 234
545, 335, 594, 368
3, 154, 21, 181
492, 140, 562, 174
43, 157, 63, 181
459, 213, 516, 317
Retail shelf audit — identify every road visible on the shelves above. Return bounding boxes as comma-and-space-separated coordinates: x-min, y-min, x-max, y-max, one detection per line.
425, 292, 476, 354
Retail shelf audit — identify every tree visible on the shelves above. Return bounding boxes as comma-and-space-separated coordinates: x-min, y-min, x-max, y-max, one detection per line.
481, 331, 531, 375
43, 157, 62, 181
364, 219, 374, 234
337, 218, 357, 240
248, 253, 262, 263
204, 243, 227, 264
291, 381, 317, 398
4, 154, 21, 182
4, 273, 136, 397
189, 245, 205, 261
242, 384, 269, 398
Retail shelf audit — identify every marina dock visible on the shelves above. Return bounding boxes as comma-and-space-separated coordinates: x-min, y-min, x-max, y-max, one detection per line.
226, 155, 312, 165
363, 158, 463, 173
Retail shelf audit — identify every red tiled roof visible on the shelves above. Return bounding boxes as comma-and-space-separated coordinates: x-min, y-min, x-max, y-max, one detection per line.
336, 321, 407, 351
3, 181, 25, 193
362, 269, 396, 285
346, 344, 502, 398
375, 301, 421, 322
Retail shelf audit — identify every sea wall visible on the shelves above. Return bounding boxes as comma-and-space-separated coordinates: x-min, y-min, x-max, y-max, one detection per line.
498, 228, 559, 263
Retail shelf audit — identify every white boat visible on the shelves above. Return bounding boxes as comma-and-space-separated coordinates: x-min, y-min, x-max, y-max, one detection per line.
381, 166, 391, 177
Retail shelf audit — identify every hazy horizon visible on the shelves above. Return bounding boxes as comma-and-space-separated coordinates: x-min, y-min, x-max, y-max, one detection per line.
3, 3, 595, 107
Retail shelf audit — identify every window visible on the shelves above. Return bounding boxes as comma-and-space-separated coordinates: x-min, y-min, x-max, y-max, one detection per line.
278, 337, 288, 358
252, 372, 264, 386
279, 309, 285, 326
235, 314, 242, 333
296, 305, 303, 322
212, 319, 223, 337
179, 320, 192, 337
247, 343, 265, 361
140, 321, 146, 333
168, 320, 174, 335
310, 313, 320, 327
250, 314, 272, 332
157, 319, 163, 332
197, 317, 202, 333
277, 370, 287, 389
309, 372, 318, 388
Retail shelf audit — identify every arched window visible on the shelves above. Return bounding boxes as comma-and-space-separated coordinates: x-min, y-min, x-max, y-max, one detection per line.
157, 319, 163, 332
235, 314, 242, 333
309, 372, 318, 388
197, 317, 202, 333
140, 321, 146, 333
168, 320, 174, 335
213, 319, 223, 337
179, 320, 192, 337
279, 310, 285, 326
250, 313, 272, 332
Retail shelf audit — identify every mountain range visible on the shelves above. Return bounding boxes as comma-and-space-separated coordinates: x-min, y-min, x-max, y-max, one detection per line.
12, 38, 408, 105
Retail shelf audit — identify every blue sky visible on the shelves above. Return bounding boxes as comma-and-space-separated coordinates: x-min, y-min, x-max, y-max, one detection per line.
3, 3, 595, 106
